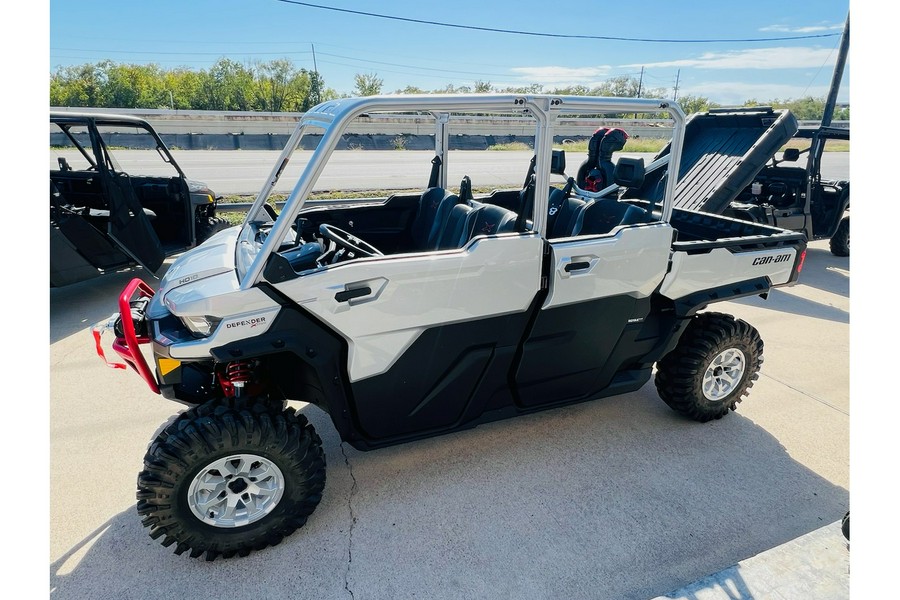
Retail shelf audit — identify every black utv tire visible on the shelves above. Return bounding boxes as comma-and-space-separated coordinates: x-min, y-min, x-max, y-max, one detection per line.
136, 403, 325, 560
655, 312, 763, 422
841, 511, 850, 541
150, 397, 288, 447
829, 216, 849, 257
198, 216, 231, 243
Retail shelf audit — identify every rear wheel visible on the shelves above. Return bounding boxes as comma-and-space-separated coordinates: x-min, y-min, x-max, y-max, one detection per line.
136, 403, 325, 560
655, 312, 763, 422
830, 216, 849, 256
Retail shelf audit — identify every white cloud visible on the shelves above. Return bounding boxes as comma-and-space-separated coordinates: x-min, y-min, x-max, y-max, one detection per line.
760, 22, 844, 33
625, 47, 838, 70
679, 81, 849, 106
508, 65, 612, 83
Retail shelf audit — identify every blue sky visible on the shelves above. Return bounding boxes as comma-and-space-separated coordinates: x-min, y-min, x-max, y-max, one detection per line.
48, 0, 851, 105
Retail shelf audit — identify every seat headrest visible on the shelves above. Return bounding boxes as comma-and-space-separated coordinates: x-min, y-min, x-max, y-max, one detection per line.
613, 157, 645, 189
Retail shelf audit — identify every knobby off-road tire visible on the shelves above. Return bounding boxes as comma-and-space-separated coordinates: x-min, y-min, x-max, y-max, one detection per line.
655, 312, 763, 422
137, 403, 325, 560
197, 216, 231, 244
150, 397, 287, 447
830, 216, 849, 257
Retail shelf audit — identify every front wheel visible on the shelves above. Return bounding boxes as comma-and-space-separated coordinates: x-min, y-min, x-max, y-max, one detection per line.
829, 215, 849, 257
197, 216, 231, 244
655, 312, 763, 422
136, 403, 326, 560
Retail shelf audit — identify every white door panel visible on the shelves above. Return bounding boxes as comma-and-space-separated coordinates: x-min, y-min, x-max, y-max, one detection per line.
544, 223, 673, 309
274, 235, 544, 381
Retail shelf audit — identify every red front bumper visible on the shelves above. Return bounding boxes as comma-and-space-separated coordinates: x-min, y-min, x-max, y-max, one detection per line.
92, 278, 160, 394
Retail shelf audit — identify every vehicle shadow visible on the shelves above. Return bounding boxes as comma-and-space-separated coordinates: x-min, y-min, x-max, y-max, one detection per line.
731, 244, 849, 324
49, 262, 171, 344
794, 245, 849, 298
49, 389, 848, 600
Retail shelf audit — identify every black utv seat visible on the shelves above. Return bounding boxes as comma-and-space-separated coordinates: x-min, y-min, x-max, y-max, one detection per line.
434, 202, 478, 249
462, 202, 518, 241
411, 187, 462, 250
411, 183, 521, 251
570, 199, 646, 236
547, 186, 585, 239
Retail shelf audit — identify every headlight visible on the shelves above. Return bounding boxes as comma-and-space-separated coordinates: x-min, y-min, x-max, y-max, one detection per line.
181, 315, 222, 338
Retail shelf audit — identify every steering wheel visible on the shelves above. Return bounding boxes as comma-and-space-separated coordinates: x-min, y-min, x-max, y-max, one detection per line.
319, 223, 383, 259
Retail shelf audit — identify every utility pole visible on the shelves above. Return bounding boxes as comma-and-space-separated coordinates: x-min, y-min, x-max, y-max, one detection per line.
673, 69, 681, 101
821, 13, 849, 127
311, 43, 319, 77
310, 43, 321, 106
633, 66, 644, 118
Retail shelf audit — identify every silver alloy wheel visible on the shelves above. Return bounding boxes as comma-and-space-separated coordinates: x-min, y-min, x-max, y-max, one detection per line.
187, 453, 285, 528
702, 348, 746, 401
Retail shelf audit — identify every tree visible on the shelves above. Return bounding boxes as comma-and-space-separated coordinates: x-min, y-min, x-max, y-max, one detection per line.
677, 94, 712, 116
303, 71, 322, 109
395, 85, 427, 94
101, 62, 169, 108
598, 75, 641, 97
497, 83, 543, 94
256, 59, 308, 112
354, 73, 383, 96
194, 58, 256, 111
50, 63, 105, 107
164, 68, 203, 110
473, 80, 493, 93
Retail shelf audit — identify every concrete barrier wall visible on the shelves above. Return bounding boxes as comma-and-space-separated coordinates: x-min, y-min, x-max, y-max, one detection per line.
50, 107, 848, 151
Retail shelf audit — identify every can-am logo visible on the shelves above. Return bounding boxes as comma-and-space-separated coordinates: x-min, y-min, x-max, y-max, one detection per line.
225, 317, 267, 329
752, 253, 792, 266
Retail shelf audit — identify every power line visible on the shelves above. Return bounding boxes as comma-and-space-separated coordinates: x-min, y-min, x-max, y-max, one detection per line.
274, 0, 842, 43
51, 46, 312, 57
318, 52, 517, 78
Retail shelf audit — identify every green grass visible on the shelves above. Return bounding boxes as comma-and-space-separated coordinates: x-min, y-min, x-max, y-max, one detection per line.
491, 137, 849, 154
781, 138, 850, 152
487, 141, 533, 151
487, 138, 671, 153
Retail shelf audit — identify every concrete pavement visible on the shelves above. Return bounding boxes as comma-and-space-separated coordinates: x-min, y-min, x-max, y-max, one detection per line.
653, 520, 849, 599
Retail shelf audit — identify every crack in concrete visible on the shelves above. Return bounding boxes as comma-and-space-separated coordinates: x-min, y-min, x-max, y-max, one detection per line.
761, 372, 849, 416
340, 442, 358, 600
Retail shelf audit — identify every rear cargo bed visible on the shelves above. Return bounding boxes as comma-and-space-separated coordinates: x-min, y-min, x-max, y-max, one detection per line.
669, 207, 807, 253
625, 107, 798, 214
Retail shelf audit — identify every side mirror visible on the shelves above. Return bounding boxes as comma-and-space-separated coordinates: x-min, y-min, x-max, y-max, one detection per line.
57, 157, 71, 172
551, 149, 566, 176
613, 157, 645, 189
781, 147, 800, 162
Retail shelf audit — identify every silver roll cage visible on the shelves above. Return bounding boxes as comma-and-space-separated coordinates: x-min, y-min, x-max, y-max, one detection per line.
238, 94, 686, 289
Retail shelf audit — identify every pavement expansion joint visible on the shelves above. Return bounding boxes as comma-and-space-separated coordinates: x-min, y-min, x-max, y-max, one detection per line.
340, 442, 358, 600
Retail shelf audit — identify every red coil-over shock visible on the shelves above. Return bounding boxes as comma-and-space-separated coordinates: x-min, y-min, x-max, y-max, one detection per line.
218, 359, 258, 398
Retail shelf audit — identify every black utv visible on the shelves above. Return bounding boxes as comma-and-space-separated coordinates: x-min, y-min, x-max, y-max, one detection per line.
50, 112, 229, 287
727, 124, 850, 256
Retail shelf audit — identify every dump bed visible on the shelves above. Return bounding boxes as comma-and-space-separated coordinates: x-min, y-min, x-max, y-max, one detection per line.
658, 207, 807, 310
625, 107, 798, 214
